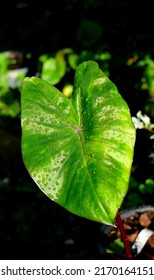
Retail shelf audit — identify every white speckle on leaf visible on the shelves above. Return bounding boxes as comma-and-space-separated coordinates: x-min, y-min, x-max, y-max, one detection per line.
96, 105, 113, 119
106, 148, 130, 166
31, 151, 68, 200
102, 128, 135, 149
22, 118, 57, 134
64, 106, 70, 114
50, 105, 56, 110
95, 97, 105, 106
57, 97, 63, 105
93, 77, 108, 86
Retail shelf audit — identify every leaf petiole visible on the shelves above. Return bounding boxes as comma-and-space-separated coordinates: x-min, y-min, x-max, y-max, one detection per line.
116, 212, 133, 259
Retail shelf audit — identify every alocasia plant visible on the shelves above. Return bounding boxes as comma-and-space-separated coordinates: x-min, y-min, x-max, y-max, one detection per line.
21, 61, 136, 226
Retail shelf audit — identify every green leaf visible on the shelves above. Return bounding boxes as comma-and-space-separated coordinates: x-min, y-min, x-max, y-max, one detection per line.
41, 57, 66, 85
21, 61, 136, 225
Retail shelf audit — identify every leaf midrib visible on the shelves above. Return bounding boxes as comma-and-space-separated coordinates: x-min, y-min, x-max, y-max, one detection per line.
78, 129, 111, 221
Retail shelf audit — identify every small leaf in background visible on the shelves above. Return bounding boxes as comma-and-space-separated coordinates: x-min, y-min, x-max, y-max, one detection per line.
41, 57, 66, 85
68, 53, 79, 70
68, 50, 95, 70
0, 52, 10, 90
21, 61, 136, 225
76, 20, 103, 47
139, 179, 154, 194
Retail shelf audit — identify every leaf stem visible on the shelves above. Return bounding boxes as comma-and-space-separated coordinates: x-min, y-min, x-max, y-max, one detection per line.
116, 212, 133, 260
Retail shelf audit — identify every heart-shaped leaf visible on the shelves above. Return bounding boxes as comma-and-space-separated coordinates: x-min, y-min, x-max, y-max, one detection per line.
21, 61, 136, 225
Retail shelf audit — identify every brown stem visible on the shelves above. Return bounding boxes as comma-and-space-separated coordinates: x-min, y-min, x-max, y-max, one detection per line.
116, 212, 133, 260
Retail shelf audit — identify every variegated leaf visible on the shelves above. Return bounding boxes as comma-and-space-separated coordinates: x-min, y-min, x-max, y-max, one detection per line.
21, 61, 136, 225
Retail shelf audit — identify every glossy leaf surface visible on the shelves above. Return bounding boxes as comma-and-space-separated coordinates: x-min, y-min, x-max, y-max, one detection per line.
21, 61, 136, 225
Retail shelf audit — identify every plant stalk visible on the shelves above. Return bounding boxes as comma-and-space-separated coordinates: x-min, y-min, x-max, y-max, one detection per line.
116, 212, 133, 260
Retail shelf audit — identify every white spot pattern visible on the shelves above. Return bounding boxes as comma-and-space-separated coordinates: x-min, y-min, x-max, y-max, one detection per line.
31, 151, 68, 200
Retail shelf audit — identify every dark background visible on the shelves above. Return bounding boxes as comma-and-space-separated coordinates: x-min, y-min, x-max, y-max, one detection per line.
0, 0, 154, 259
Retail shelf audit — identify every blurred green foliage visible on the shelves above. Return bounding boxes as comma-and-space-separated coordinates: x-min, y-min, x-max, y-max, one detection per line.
0, 51, 27, 117
123, 177, 154, 209
0, 48, 112, 116
137, 55, 154, 97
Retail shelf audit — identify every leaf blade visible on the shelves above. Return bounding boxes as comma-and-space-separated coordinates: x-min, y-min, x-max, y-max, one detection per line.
21, 61, 136, 225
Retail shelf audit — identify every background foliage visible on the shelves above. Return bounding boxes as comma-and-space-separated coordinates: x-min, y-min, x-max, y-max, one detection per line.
0, 0, 154, 259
